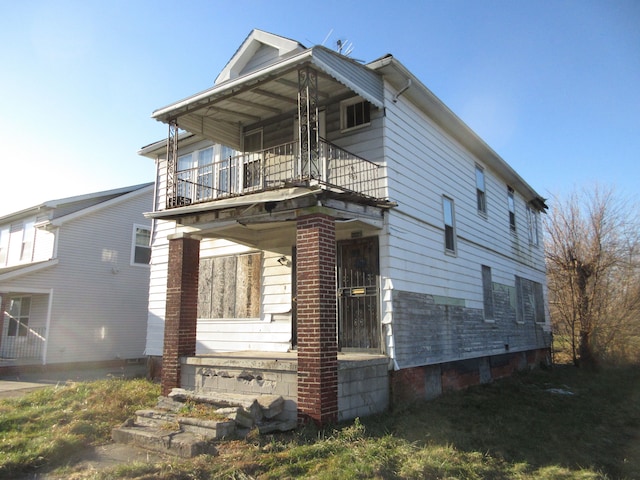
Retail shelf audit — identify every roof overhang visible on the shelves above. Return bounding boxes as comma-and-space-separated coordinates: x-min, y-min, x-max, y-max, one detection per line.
367, 55, 547, 211
151, 46, 384, 150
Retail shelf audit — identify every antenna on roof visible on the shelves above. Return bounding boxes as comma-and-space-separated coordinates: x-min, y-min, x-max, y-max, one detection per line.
321, 29, 333, 46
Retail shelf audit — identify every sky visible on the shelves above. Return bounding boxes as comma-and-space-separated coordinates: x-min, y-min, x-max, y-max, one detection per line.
0, 0, 638, 217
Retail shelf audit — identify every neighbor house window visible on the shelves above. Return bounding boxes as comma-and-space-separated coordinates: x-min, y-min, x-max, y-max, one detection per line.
20, 220, 35, 262
0, 226, 8, 266
507, 187, 516, 233
443, 196, 456, 253
341, 98, 371, 130
131, 225, 151, 265
527, 205, 540, 246
481, 265, 494, 320
476, 166, 486, 214
8, 296, 30, 337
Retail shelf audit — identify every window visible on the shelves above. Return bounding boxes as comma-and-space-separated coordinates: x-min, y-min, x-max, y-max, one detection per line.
8, 296, 30, 337
176, 146, 215, 204
475, 166, 486, 214
0, 226, 8, 266
341, 98, 371, 130
527, 205, 540, 246
198, 252, 263, 318
132, 225, 151, 265
515, 276, 545, 324
20, 220, 35, 262
443, 196, 456, 253
507, 187, 516, 232
481, 265, 494, 320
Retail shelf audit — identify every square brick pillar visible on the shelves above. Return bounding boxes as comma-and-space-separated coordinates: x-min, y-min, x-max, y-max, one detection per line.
162, 234, 200, 396
296, 213, 338, 425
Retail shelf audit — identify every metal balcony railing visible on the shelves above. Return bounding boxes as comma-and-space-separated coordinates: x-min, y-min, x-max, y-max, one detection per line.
167, 139, 384, 208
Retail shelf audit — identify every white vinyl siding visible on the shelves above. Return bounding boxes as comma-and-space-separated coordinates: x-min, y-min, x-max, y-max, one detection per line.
2, 187, 153, 364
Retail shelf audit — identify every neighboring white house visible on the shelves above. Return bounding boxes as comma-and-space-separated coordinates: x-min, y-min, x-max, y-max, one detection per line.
140, 30, 551, 424
0, 183, 154, 369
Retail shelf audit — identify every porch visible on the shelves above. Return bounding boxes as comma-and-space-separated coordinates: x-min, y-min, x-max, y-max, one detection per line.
168, 139, 385, 209
179, 351, 390, 423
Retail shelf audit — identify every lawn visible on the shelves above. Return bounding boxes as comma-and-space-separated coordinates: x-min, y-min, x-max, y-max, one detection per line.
1, 365, 638, 479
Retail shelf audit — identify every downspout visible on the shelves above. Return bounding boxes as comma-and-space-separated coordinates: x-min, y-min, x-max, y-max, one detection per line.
392, 78, 412, 103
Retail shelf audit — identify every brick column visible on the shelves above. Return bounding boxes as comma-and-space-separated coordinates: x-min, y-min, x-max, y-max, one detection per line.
296, 213, 338, 425
162, 234, 200, 396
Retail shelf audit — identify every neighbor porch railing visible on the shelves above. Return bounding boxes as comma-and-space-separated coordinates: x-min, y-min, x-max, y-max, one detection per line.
167, 139, 384, 208
0, 326, 45, 360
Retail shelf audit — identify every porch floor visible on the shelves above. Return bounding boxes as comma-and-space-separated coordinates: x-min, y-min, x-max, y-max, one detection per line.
185, 350, 389, 368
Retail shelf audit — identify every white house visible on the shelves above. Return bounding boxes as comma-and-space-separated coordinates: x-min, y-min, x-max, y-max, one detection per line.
0, 183, 154, 370
140, 30, 551, 425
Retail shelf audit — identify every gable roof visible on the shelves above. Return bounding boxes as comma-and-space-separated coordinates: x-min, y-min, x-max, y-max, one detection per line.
215, 29, 306, 85
0, 183, 154, 224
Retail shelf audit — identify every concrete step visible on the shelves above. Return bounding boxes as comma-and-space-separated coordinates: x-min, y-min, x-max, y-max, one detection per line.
112, 419, 218, 458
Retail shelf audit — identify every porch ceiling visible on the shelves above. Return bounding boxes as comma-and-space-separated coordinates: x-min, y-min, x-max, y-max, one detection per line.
152, 47, 384, 149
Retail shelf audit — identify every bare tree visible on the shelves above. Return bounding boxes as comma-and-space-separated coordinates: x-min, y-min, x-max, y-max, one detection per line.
544, 185, 640, 367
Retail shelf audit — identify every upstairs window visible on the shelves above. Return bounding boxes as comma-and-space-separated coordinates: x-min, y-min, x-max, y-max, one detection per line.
341, 98, 371, 131
131, 225, 151, 265
442, 196, 456, 253
507, 187, 516, 233
20, 220, 35, 262
527, 205, 540, 246
475, 166, 486, 214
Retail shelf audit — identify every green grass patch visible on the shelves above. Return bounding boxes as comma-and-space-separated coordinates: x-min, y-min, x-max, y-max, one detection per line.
0, 378, 159, 478
1, 365, 639, 479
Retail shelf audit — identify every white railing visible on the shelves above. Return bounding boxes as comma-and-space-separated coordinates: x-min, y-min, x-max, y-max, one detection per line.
167, 139, 384, 208
0, 326, 45, 360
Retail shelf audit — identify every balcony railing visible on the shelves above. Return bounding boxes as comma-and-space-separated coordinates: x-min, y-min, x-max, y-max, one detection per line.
167, 139, 384, 208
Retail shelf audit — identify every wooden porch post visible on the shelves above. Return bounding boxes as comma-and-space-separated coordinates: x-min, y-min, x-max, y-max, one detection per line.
296, 212, 338, 425
161, 233, 200, 396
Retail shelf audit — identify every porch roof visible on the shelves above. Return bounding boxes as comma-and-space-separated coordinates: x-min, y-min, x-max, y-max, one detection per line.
151, 46, 384, 150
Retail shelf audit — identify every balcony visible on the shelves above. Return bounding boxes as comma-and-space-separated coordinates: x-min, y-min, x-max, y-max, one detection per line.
167, 139, 384, 209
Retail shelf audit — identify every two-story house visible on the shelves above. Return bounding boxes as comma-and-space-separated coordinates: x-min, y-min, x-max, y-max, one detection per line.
0, 183, 153, 371
140, 30, 551, 425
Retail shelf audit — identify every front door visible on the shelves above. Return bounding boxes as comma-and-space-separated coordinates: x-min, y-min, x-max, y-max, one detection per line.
337, 236, 380, 351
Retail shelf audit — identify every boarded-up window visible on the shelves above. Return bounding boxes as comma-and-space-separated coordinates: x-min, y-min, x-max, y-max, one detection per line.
515, 276, 545, 324
198, 252, 262, 318
481, 265, 494, 320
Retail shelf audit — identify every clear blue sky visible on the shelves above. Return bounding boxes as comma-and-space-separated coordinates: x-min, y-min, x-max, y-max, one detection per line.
1, 0, 638, 217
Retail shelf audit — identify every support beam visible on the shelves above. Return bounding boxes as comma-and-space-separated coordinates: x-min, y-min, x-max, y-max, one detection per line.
165, 121, 179, 208
296, 213, 338, 426
297, 67, 320, 179
161, 235, 201, 396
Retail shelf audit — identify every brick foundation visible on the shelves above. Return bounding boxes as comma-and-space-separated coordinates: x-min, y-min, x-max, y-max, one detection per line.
161, 235, 200, 396
296, 213, 338, 426
391, 348, 551, 406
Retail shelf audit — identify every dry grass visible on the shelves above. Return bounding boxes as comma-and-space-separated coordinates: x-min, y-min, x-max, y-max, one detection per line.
1, 365, 639, 479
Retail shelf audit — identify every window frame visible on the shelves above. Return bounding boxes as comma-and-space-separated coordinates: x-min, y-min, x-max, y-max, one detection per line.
475, 165, 487, 215
442, 195, 457, 254
507, 187, 516, 233
131, 224, 151, 266
7, 296, 30, 337
340, 97, 371, 132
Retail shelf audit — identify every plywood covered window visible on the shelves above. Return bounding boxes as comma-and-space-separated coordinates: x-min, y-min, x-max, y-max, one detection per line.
442, 196, 456, 253
481, 265, 494, 320
515, 276, 545, 324
198, 252, 263, 319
